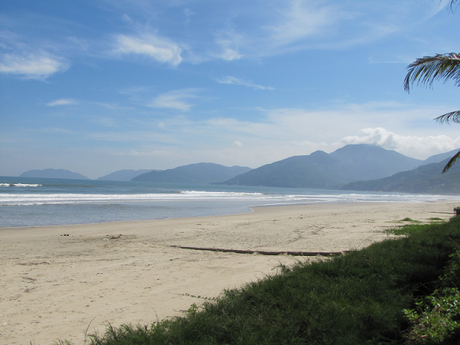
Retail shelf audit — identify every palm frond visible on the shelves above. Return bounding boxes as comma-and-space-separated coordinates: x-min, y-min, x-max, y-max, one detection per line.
404, 53, 460, 92
435, 110, 460, 124
448, 0, 459, 11
442, 150, 460, 173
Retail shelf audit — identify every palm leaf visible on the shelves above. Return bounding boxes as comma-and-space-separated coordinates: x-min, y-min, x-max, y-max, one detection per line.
404, 53, 460, 91
435, 110, 460, 124
442, 150, 460, 173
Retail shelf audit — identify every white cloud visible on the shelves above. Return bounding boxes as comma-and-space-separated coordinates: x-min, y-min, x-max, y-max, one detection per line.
122, 14, 132, 23
215, 38, 242, 61
220, 48, 241, 61
0, 52, 68, 79
147, 89, 197, 111
119, 86, 198, 111
184, 8, 195, 25
201, 102, 460, 161
218, 76, 274, 90
342, 128, 460, 159
233, 140, 243, 147
267, 0, 339, 46
46, 99, 79, 107
113, 33, 182, 66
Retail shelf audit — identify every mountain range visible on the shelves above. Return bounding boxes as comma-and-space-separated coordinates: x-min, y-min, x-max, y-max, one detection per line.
132, 163, 252, 184
16, 145, 460, 194
218, 144, 440, 189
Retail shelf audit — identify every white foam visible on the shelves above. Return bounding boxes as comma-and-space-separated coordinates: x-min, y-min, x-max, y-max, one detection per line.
0, 183, 42, 187
0, 191, 270, 205
1, 190, 458, 206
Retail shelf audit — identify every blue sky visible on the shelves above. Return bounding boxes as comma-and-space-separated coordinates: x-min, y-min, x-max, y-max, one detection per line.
1, 0, 459, 179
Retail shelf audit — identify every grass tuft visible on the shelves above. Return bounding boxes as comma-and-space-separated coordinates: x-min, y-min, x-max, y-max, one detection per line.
428, 217, 445, 221
400, 217, 419, 222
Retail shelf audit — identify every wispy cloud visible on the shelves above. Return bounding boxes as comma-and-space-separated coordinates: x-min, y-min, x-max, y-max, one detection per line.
46, 99, 79, 107
215, 37, 242, 61
0, 52, 68, 79
427, 0, 450, 18
147, 89, 197, 111
266, 0, 340, 47
119, 85, 197, 111
204, 0, 440, 59
207, 0, 345, 58
217, 76, 274, 90
113, 33, 182, 66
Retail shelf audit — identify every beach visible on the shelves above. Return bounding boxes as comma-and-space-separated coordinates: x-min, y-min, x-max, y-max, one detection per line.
1, 201, 458, 345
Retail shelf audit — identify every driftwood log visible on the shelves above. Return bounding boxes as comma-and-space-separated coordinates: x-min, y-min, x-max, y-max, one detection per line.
170, 245, 346, 257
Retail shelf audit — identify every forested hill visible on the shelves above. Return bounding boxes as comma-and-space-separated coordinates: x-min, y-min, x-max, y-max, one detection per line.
341, 158, 460, 195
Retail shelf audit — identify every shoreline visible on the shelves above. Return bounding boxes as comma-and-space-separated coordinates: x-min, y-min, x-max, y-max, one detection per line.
1, 201, 458, 344
3, 188, 460, 229
1, 199, 457, 231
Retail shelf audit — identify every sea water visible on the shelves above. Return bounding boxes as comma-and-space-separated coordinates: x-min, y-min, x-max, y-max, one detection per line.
1, 176, 459, 228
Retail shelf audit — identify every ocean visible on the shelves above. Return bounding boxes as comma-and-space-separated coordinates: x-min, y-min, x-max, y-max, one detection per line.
1, 176, 459, 228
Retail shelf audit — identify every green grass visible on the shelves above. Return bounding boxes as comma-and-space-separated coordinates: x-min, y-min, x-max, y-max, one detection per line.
400, 217, 420, 222
65, 216, 460, 345
385, 217, 447, 236
428, 217, 445, 222
385, 223, 435, 236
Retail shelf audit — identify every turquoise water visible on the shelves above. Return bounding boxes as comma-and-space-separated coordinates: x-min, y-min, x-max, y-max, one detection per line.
1, 176, 458, 228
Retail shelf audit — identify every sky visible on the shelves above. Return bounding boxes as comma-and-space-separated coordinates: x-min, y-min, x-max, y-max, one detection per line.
1, 0, 459, 179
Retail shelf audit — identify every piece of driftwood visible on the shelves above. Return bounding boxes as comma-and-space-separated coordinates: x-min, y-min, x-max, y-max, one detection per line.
18, 261, 50, 266
170, 245, 345, 257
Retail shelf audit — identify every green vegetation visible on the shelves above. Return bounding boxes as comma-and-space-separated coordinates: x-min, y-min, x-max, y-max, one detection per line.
384, 217, 448, 236
64, 216, 460, 345
428, 218, 445, 222
404, 248, 460, 344
385, 223, 434, 236
400, 217, 420, 222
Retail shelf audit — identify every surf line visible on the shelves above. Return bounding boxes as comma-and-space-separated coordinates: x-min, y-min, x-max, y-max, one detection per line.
170, 245, 346, 257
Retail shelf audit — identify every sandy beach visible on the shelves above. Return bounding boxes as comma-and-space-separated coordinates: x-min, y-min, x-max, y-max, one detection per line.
1, 201, 458, 345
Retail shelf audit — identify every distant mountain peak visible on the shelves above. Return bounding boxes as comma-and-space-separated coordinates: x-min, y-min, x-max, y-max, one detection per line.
310, 150, 328, 156
20, 169, 90, 180
97, 169, 153, 181
132, 163, 252, 184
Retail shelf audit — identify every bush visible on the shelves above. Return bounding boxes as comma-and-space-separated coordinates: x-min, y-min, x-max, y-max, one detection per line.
404, 249, 460, 344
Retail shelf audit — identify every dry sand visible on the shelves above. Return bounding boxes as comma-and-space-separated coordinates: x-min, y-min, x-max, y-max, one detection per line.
1, 201, 458, 344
